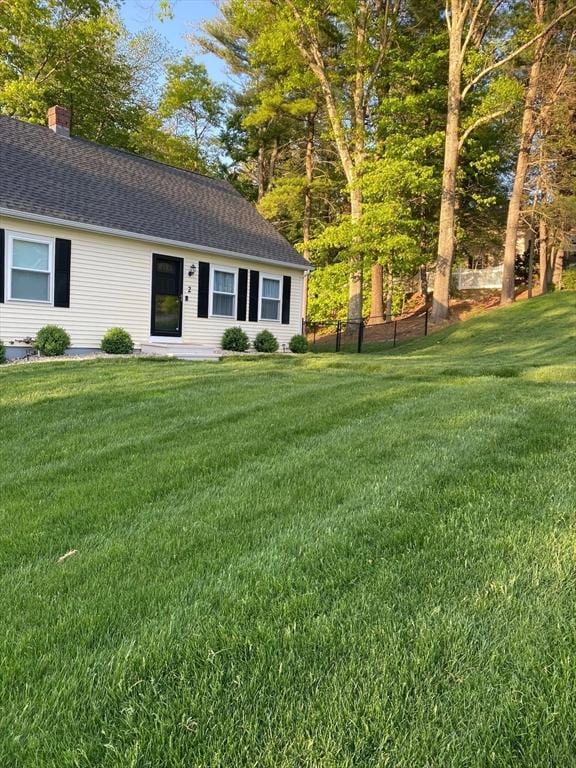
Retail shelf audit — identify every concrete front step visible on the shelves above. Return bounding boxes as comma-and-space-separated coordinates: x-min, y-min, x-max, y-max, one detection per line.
140, 343, 221, 361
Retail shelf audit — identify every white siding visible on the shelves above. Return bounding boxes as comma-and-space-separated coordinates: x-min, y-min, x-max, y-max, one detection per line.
0, 215, 305, 351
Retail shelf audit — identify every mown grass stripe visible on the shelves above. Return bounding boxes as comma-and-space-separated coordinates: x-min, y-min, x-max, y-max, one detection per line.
0, 292, 575, 767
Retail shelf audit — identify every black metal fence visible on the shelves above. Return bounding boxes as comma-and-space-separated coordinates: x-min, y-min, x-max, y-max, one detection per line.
303, 308, 429, 353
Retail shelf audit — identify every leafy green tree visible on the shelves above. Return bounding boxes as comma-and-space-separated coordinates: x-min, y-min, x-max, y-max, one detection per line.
0, 1, 224, 172
159, 56, 226, 149
130, 56, 227, 173
129, 112, 207, 171
0, 0, 142, 148
306, 261, 351, 321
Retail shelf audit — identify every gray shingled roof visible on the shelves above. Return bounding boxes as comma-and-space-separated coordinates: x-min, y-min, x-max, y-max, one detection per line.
0, 116, 309, 269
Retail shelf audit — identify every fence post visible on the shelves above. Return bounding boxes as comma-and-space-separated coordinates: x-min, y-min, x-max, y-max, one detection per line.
357, 321, 364, 353
336, 320, 341, 352
424, 307, 429, 336
393, 320, 397, 347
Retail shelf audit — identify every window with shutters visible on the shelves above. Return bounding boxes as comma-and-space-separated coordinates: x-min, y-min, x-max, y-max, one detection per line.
259, 274, 281, 321
7, 231, 53, 303
210, 265, 237, 318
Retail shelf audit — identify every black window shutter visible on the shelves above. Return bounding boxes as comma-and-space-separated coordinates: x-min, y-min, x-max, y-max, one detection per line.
281, 276, 291, 324
0, 229, 4, 303
248, 270, 259, 322
237, 268, 248, 321
54, 238, 71, 307
197, 261, 210, 317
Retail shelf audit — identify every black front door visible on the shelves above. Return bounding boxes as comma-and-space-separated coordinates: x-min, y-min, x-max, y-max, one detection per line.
151, 254, 183, 337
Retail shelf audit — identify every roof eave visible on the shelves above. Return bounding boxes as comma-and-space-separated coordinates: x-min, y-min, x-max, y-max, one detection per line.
0, 206, 311, 271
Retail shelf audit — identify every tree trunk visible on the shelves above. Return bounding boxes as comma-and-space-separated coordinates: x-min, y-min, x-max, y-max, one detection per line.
369, 262, 384, 324
348, 1, 367, 323
257, 133, 266, 202
539, 217, 550, 293
527, 231, 535, 298
385, 269, 393, 321
431, 22, 462, 324
553, 246, 564, 288
302, 113, 315, 323
417, 193, 429, 299
501, 33, 547, 304
267, 135, 279, 193
348, 184, 363, 322
302, 112, 315, 262
418, 259, 429, 300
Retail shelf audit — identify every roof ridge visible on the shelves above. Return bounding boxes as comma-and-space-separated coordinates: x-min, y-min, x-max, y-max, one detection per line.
0, 115, 232, 190
72, 136, 233, 189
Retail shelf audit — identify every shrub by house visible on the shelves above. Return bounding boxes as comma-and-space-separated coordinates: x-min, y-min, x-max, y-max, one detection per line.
221, 327, 250, 352
101, 328, 134, 354
34, 325, 70, 356
254, 330, 279, 353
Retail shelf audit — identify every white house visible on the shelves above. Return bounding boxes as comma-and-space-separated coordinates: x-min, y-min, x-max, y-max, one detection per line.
0, 107, 309, 360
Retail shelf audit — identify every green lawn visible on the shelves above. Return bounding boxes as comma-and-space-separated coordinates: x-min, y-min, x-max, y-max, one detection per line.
1, 292, 575, 767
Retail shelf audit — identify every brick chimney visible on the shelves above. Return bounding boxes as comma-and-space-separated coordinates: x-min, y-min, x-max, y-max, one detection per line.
48, 105, 71, 137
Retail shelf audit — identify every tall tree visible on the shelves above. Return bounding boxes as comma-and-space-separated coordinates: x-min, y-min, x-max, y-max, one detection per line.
266, 0, 401, 321
500, 0, 576, 303
431, 0, 575, 323
203, 0, 320, 224
533, 41, 576, 291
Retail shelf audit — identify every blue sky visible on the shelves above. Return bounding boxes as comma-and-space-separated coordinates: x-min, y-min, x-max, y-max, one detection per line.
120, 0, 228, 84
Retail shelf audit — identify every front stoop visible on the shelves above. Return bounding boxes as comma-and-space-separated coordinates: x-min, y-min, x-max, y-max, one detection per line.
140, 343, 221, 361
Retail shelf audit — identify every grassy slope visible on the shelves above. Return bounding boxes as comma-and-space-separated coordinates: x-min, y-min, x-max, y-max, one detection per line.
0, 292, 575, 767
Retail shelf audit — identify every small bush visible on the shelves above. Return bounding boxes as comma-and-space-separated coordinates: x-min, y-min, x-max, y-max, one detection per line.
0, 341, 5, 364
221, 327, 249, 352
254, 330, 279, 353
34, 325, 70, 356
289, 334, 309, 353
101, 327, 134, 354
561, 265, 576, 291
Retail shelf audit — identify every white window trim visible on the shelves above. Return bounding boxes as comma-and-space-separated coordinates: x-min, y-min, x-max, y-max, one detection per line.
7, 230, 54, 304
259, 273, 282, 323
209, 264, 238, 319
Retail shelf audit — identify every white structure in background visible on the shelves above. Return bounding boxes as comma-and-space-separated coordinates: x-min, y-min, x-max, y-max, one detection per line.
426, 264, 504, 291
455, 264, 503, 289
